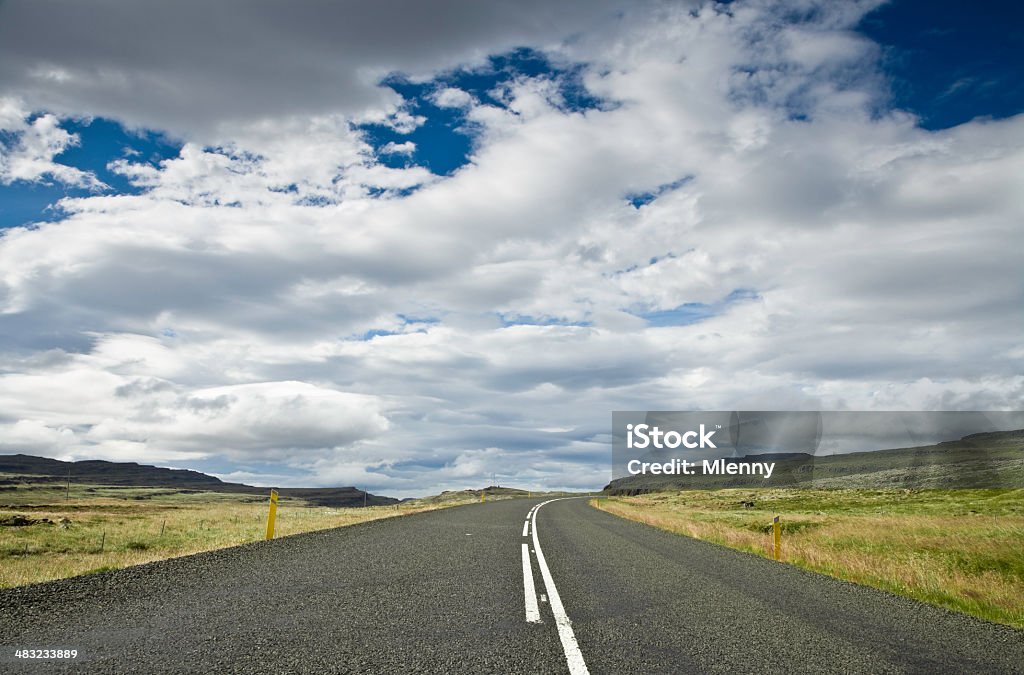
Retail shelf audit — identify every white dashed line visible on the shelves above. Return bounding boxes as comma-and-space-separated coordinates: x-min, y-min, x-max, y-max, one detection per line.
522, 520, 530, 537
521, 543, 541, 623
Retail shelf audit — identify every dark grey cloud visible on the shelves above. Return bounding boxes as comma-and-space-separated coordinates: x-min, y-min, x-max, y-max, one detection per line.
0, 0, 644, 136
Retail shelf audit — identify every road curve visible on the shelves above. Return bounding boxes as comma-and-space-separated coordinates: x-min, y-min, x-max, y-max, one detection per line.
1, 497, 1022, 674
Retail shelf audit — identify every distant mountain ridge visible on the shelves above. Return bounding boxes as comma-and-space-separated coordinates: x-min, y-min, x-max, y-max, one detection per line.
606, 428, 1024, 493
0, 454, 398, 507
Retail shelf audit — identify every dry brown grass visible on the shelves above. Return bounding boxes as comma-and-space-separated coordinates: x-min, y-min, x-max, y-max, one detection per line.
0, 488, 483, 588
594, 489, 1024, 629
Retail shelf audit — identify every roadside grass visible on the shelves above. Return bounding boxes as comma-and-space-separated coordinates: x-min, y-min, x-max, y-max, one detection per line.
0, 482, 493, 588
592, 489, 1024, 629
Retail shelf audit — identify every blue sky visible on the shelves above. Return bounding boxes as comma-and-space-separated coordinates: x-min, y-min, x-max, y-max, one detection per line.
0, 0, 1021, 496
859, 0, 1024, 129
361, 48, 608, 177
0, 118, 180, 229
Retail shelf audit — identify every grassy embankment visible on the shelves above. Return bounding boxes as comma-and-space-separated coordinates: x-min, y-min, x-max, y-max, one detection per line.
0, 479, 525, 588
593, 488, 1024, 629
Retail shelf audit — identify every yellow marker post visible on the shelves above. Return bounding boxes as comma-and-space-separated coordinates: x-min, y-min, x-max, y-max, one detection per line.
481, 491, 485, 503
772, 515, 781, 561
265, 489, 279, 540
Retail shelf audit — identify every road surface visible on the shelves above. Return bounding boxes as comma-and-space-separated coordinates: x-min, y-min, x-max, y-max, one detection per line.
1, 497, 1022, 673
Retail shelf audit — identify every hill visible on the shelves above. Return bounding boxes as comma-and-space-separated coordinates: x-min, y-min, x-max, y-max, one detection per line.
0, 454, 398, 507
605, 428, 1024, 493
412, 485, 570, 504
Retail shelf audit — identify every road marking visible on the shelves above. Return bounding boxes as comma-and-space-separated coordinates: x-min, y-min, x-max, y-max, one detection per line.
521, 543, 541, 623
522, 520, 530, 537
531, 498, 590, 675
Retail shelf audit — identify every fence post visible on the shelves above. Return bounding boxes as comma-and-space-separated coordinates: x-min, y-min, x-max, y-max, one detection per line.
773, 515, 781, 561
265, 489, 279, 540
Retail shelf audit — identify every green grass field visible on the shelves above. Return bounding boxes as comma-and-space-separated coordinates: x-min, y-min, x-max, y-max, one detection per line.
593, 488, 1024, 629
0, 478, 529, 588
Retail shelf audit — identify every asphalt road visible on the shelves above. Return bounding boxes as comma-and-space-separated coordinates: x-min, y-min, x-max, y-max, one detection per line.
1, 497, 1022, 674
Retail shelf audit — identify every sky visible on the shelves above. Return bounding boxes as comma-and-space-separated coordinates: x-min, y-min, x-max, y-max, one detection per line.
0, 0, 1021, 497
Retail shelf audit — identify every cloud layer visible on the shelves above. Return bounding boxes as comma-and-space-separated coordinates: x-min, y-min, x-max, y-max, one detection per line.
0, 0, 1021, 496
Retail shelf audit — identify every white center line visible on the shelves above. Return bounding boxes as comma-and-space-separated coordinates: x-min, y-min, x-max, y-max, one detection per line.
521, 543, 541, 623
522, 519, 530, 537
531, 498, 590, 675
